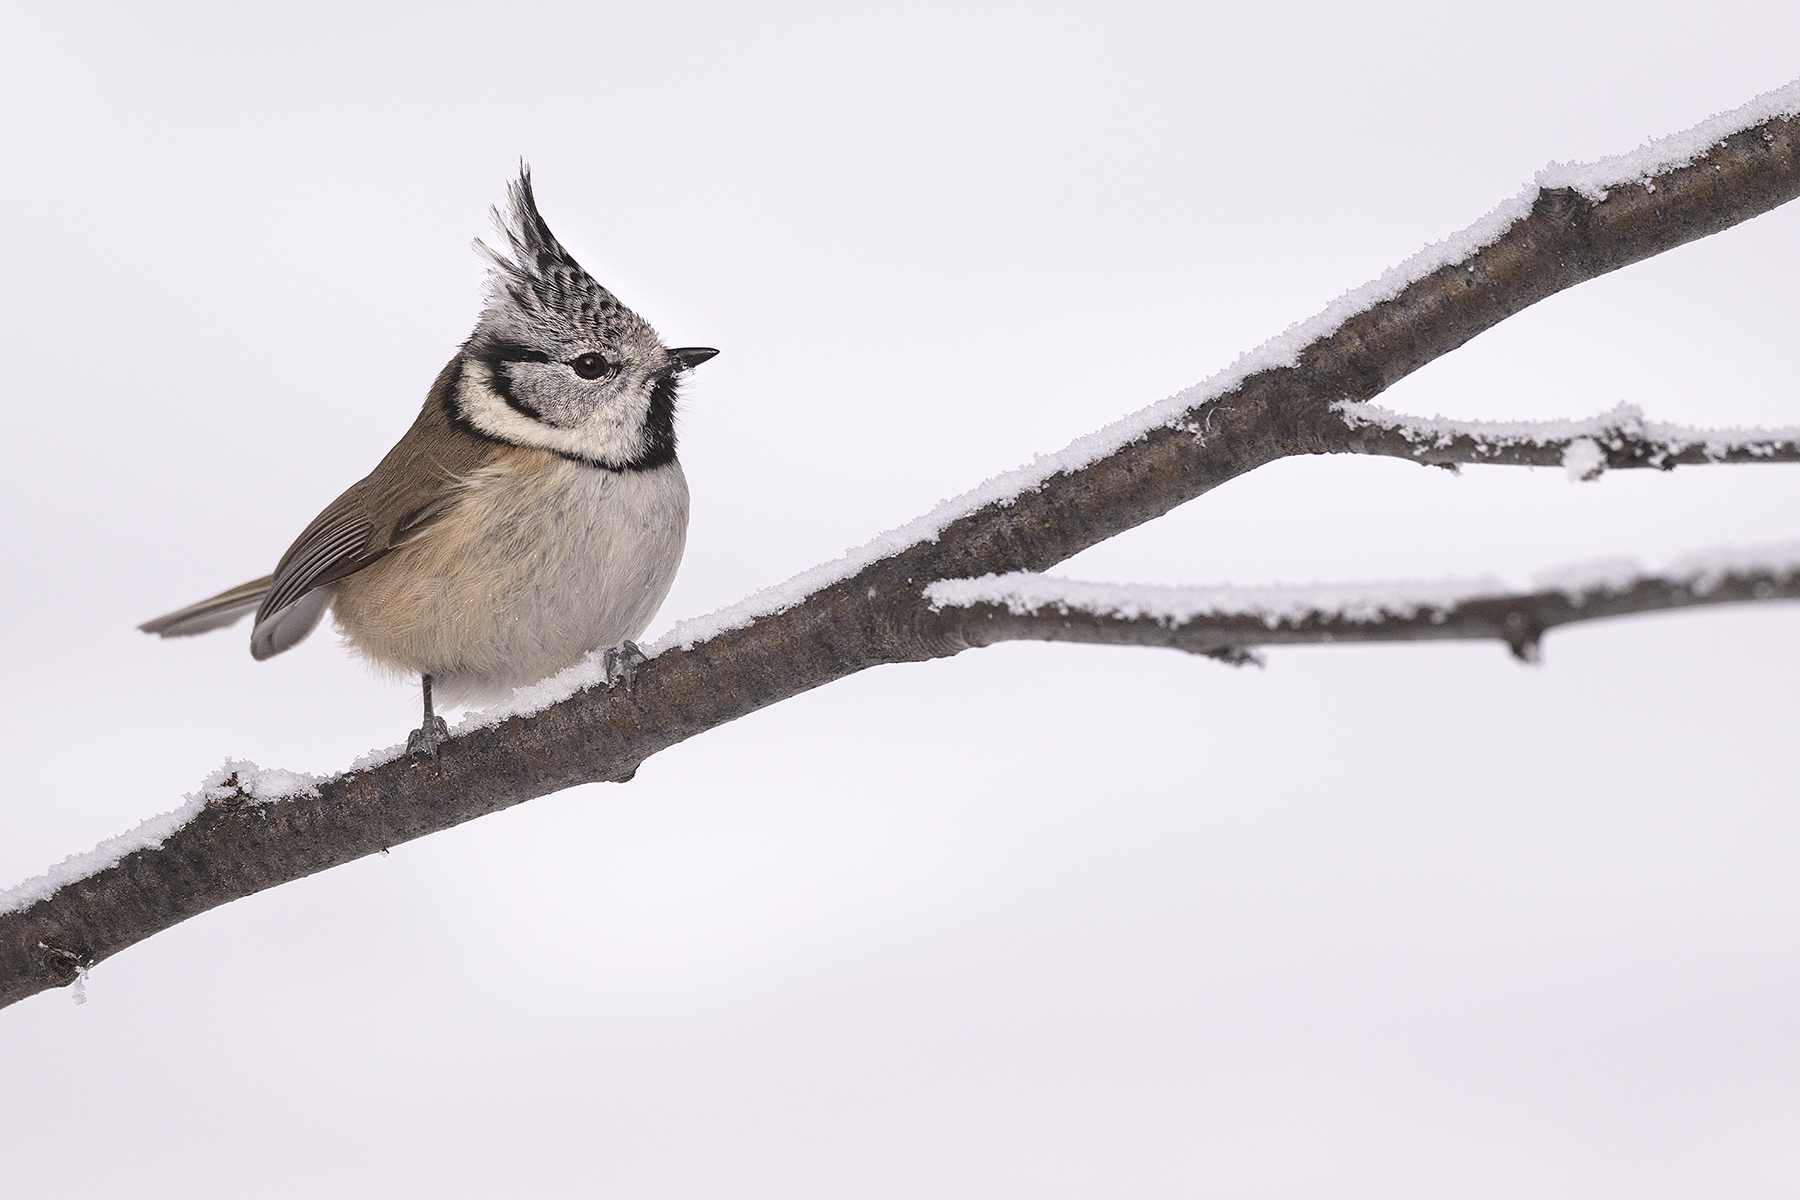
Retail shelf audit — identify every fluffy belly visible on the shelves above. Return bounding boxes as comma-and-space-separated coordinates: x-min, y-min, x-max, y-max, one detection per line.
332, 454, 689, 705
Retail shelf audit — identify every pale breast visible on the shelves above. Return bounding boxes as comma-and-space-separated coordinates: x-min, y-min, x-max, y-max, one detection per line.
331, 449, 689, 705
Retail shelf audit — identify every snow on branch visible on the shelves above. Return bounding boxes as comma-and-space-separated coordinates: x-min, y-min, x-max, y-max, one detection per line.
924, 545, 1800, 662
459, 82, 1800, 672
0, 763, 318, 920
1332, 401, 1800, 479
4, 84, 1798, 1012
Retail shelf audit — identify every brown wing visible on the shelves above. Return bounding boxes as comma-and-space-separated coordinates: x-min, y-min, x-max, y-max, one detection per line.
250, 356, 496, 660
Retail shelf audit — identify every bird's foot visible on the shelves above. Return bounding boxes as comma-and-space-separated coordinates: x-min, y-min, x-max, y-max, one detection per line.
602, 640, 648, 692
407, 714, 451, 757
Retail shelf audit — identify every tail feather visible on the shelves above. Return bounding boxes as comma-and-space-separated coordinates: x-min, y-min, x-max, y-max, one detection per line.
139, 576, 274, 638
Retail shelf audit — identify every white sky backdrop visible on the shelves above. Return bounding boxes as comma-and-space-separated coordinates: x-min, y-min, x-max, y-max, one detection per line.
3, 3, 1798, 1196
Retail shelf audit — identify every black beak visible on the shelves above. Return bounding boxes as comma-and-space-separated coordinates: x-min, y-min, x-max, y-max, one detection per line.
667, 347, 719, 373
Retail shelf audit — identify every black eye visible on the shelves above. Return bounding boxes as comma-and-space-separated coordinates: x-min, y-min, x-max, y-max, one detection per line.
570, 353, 611, 380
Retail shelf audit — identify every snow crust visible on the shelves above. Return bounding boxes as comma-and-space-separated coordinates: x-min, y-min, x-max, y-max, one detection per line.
456, 645, 623, 730
0, 761, 321, 916
1537, 80, 1800, 201
1533, 541, 1800, 596
346, 741, 408, 774
1335, 400, 1800, 468
0, 798, 205, 917
925, 573, 1510, 630
199, 759, 323, 805
927, 542, 1800, 630
1562, 438, 1606, 482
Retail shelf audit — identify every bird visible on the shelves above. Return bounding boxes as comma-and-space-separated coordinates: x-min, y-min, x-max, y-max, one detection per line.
139, 168, 717, 755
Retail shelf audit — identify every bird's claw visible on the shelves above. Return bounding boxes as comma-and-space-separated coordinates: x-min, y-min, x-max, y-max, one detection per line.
603, 640, 648, 692
407, 714, 450, 757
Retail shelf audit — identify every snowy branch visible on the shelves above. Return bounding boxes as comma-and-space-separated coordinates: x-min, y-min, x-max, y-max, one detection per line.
1331, 401, 1800, 480
5, 84, 1799, 1010
921, 548, 1800, 663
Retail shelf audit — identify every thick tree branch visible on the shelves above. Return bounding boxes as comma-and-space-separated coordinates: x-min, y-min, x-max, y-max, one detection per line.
5, 89, 1799, 1010
920, 553, 1800, 663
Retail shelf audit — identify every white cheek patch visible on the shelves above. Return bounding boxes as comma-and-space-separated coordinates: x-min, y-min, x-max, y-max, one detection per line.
458, 364, 648, 467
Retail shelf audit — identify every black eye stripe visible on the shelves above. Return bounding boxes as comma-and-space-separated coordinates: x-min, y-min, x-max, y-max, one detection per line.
481, 339, 553, 366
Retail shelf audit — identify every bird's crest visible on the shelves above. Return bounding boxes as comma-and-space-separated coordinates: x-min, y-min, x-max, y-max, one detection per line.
473, 166, 625, 340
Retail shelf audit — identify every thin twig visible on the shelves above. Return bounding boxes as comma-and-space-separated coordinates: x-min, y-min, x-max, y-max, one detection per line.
1331, 401, 1800, 478
922, 559, 1800, 663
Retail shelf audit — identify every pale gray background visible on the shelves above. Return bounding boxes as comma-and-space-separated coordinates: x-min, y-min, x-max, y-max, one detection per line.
2, 3, 1798, 1196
